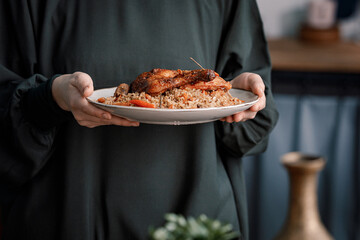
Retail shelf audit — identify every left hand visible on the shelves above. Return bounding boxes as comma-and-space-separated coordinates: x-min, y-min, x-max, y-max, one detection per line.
220, 72, 266, 123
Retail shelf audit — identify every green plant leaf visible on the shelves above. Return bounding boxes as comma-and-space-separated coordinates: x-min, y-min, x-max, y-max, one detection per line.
149, 213, 239, 240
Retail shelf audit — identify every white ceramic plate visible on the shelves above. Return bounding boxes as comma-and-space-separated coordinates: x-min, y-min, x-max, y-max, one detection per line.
87, 87, 259, 125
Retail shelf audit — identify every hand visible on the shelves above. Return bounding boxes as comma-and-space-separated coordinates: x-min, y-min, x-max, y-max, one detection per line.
220, 72, 266, 123
52, 72, 140, 128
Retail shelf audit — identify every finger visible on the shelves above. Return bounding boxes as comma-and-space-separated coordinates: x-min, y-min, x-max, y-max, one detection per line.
230, 72, 251, 89
75, 112, 139, 127
252, 83, 265, 98
248, 74, 265, 97
73, 102, 139, 125
220, 112, 244, 123
78, 119, 140, 128
71, 72, 94, 97
249, 95, 266, 112
108, 116, 140, 127
228, 110, 258, 123
219, 116, 232, 122
71, 97, 113, 120
225, 115, 234, 123
231, 73, 265, 98
241, 110, 257, 121
233, 112, 246, 122
74, 110, 112, 124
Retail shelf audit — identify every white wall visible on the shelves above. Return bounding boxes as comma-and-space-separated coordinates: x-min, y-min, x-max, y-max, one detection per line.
257, 0, 360, 41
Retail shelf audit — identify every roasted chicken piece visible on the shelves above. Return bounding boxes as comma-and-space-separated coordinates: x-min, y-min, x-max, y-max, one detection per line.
182, 76, 232, 91
129, 68, 230, 95
114, 83, 130, 97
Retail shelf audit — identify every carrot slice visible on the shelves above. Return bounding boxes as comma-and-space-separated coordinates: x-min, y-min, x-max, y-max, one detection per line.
97, 97, 106, 103
129, 99, 155, 108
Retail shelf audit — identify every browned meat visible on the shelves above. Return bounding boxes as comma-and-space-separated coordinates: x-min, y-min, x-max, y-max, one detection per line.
114, 83, 130, 97
129, 68, 223, 95
183, 76, 232, 91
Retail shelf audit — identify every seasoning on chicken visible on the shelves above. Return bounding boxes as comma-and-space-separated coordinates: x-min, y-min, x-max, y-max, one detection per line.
129, 68, 231, 95
114, 83, 130, 97
100, 68, 242, 109
182, 76, 232, 91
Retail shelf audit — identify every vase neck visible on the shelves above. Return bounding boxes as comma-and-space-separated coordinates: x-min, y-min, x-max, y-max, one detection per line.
287, 169, 321, 222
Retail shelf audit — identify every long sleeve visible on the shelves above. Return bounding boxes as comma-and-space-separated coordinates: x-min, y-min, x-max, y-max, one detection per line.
214, 0, 279, 158
0, 1, 70, 188
1, 1, 277, 239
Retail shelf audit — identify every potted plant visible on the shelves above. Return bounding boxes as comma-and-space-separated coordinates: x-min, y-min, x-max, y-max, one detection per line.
149, 213, 239, 240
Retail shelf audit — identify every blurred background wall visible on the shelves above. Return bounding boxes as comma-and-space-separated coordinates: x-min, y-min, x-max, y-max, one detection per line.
257, 0, 360, 41
243, 1, 360, 240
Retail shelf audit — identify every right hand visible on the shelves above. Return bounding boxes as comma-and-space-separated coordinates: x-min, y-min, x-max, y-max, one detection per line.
52, 72, 140, 128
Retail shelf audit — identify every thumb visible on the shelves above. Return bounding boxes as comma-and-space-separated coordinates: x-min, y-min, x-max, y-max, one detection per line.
252, 83, 264, 98
71, 72, 94, 97
82, 84, 94, 98
247, 74, 265, 98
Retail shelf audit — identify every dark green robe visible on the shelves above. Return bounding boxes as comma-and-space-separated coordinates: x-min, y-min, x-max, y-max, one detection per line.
0, 0, 278, 239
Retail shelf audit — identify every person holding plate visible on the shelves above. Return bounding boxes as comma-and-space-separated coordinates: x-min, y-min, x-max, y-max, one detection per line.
0, 1, 278, 239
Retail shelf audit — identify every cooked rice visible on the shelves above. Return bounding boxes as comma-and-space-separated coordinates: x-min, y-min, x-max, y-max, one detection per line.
101, 88, 243, 109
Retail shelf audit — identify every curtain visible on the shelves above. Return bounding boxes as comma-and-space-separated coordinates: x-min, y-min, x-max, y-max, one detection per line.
244, 93, 360, 240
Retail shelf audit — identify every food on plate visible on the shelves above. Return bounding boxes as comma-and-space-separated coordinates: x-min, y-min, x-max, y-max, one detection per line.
130, 68, 229, 95
97, 68, 244, 109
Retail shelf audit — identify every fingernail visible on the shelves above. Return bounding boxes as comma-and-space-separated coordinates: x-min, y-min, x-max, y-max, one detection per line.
83, 86, 90, 95
102, 113, 111, 120
131, 122, 140, 127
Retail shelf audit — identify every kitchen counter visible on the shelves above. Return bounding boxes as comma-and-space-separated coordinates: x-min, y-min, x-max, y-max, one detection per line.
268, 38, 360, 74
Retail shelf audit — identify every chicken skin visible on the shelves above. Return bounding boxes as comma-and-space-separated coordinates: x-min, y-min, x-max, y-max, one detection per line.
129, 68, 231, 95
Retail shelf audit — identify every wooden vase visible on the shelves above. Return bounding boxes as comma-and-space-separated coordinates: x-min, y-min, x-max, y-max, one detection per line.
274, 152, 333, 240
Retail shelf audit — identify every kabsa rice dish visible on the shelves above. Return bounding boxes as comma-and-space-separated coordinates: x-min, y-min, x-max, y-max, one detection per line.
97, 68, 243, 109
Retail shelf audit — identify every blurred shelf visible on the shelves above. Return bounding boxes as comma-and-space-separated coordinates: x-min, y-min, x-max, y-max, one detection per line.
268, 38, 360, 73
